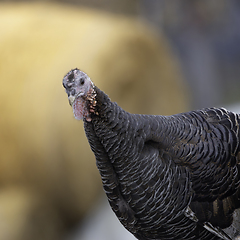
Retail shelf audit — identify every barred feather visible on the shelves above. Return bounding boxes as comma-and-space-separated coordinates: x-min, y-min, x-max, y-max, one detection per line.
63, 69, 240, 240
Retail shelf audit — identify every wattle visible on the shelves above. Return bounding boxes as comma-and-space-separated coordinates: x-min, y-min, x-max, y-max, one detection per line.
72, 97, 91, 121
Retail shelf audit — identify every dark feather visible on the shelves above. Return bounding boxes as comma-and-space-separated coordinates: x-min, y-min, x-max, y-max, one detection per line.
63, 69, 240, 240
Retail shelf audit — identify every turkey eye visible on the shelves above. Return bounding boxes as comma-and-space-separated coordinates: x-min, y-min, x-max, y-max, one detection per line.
80, 78, 85, 85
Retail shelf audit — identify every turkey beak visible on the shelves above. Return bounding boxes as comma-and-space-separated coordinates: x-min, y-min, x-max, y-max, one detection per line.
68, 95, 76, 106
68, 91, 84, 106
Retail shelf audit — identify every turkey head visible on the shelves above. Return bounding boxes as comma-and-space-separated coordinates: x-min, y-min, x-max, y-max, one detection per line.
63, 68, 96, 121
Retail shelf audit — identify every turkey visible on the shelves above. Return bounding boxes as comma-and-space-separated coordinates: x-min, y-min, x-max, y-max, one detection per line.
62, 68, 240, 240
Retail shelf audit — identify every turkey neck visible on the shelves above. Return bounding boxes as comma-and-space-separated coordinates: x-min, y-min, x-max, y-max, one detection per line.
82, 88, 194, 236
83, 86, 171, 177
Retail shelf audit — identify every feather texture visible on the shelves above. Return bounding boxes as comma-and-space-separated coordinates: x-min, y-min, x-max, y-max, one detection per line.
63, 69, 240, 240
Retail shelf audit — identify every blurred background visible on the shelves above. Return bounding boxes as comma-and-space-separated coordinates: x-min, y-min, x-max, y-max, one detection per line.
0, 1, 240, 240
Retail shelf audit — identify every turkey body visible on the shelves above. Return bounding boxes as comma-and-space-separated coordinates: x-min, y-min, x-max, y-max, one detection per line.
63, 69, 240, 240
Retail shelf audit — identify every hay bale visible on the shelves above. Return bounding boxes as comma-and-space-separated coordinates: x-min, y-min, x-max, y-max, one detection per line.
0, 2, 189, 239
